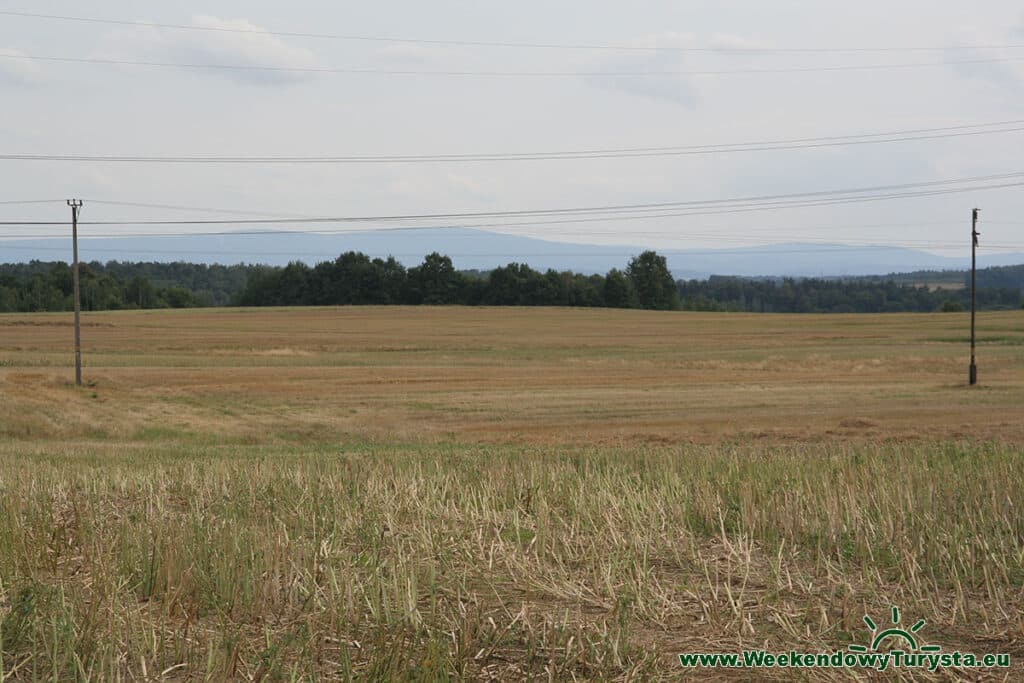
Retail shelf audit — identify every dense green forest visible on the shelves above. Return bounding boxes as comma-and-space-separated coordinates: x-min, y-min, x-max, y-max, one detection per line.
0, 261, 248, 312
1, 255, 1021, 314
201, 253, 1024, 312
855, 264, 1024, 290
677, 276, 1020, 313
235, 251, 681, 309
974, 264, 1024, 290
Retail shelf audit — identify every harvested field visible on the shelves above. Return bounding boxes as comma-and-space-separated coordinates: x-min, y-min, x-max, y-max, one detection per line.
2, 307, 1023, 446
1, 307, 1022, 680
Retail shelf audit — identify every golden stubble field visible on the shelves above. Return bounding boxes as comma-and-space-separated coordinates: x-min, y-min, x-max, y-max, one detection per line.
1, 306, 1023, 681
2, 306, 1023, 446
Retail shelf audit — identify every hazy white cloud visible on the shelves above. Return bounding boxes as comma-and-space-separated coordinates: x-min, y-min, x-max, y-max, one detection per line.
0, 48, 42, 85
706, 33, 765, 51
953, 54, 1024, 90
581, 33, 707, 106
386, 172, 495, 205
946, 22, 1024, 89
444, 173, 493, 201
97, 15, 319, 85
374, 43, 461, 67
582, 32, 776, 106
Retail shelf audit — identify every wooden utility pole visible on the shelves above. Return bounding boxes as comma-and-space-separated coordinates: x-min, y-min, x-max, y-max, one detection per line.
969, 208, 979, 386
68, 199, 83, 386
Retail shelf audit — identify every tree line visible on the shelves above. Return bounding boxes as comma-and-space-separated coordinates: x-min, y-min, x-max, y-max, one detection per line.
235, 251, 681, 309
234, 252, 1022, 312
1, 253, 1021, 314
854, 264, 1024, 290
677, 276, 1021, 313
0, 261, 246, 312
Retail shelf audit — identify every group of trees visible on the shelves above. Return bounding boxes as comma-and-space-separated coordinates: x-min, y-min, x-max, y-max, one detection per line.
0, 262, 216, 315
974, 264, 1024, 290
855, 264, 1024, 291
1, 253, 1021, 314
235, 252, 1023, 312
236, 251, 681, 310
98, 262, 251, 306
677, 276, 1022, 313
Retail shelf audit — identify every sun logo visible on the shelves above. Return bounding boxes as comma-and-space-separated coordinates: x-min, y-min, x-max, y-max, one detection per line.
849, 607, 941, 654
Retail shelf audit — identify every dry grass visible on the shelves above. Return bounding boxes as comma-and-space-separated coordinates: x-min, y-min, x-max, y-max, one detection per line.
1, 307, 1022, 446
1, 306, 1023, 680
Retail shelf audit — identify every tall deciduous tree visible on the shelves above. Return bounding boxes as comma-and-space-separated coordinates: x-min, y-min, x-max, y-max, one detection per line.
407, 252, 464, 304
626, 251, 680, 310
603, 268, 638, 308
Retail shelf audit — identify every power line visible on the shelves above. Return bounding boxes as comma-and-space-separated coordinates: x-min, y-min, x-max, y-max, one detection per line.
3, 9, 1023, 54
0, 199, 66, 205
5, 120, 1024, 164
82, 199, 310, 219
5, 51, 1024, 78
62, 172, 1024, 222
0, 202, 975, 230
1, 182, 1023, 235
1, 173, 1022, 229
1, 173, 1021, 241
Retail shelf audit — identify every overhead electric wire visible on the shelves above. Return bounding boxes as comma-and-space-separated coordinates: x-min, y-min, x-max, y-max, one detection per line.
2, 173, 1022, 251
31, 205, 1006, 231
80, 199, 310, 219
15, 201, 1005, 233
0, 199, 66, 205
1, 184, 1023, 236
1, 172, 1022, 230
67, 172, 1024, 222
6, 120, 1024, 164
3, 9, 1024, 54
5, 52, 1024, 78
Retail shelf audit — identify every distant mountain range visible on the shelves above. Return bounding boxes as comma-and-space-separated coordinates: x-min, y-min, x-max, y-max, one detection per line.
2, 228, 1021, 279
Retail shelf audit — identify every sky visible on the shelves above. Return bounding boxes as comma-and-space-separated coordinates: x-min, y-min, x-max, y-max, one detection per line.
1, 0, 1023, 261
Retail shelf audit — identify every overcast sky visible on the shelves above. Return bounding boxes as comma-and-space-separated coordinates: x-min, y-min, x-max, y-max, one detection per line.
1, 0, 1022, 258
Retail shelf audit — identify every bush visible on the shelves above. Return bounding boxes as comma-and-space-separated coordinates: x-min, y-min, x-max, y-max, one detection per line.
941, 300, 965, 313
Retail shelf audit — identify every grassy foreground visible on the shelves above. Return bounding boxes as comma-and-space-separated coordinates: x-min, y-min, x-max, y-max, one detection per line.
1, 307, 1023, 680
2, 442, 1022, 681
